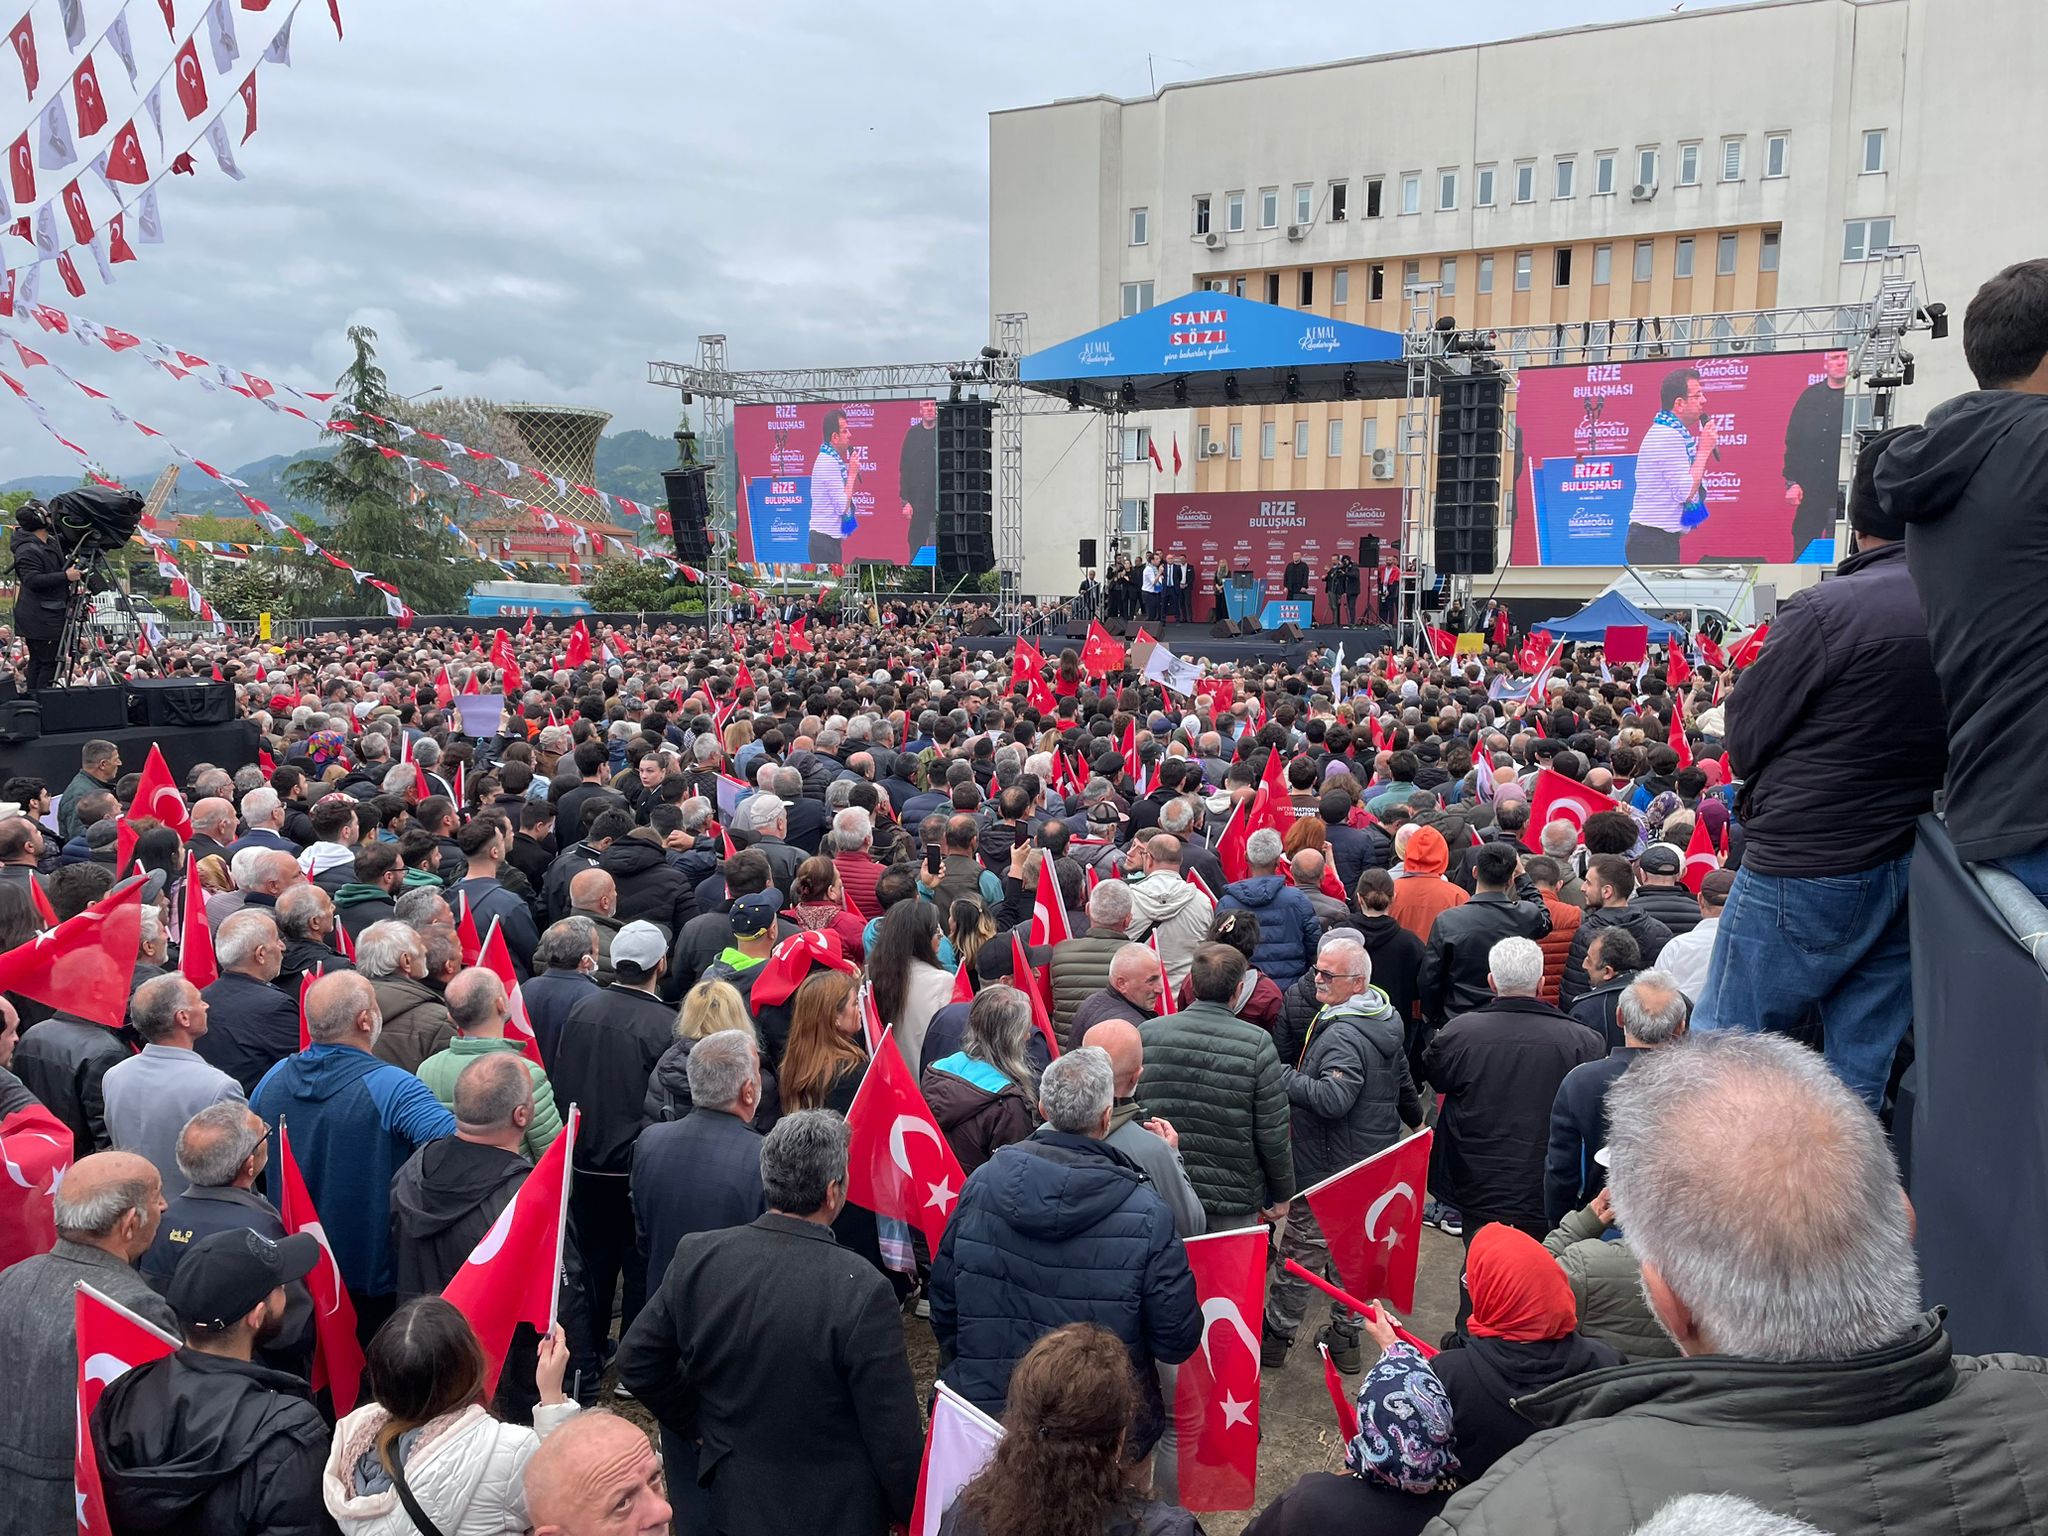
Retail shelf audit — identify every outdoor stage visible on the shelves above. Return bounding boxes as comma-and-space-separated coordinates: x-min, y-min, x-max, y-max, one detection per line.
0, 720, 260, 790
955, 621, 1394, 670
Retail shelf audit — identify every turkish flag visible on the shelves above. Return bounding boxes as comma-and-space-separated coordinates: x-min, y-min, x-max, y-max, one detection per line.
1516, 629, 1552, 674
461, 669, 480, 695
274, 1119, 365, 1412
1301, 1126, 1432, 1313
1119, 718, 1139, 787
55, 251, 83, 297
1172, 433, 1183, 476
518, 613, 534, 637
1025, 674, 1056, 714
1667, 704, 1693, 770
156, 0, 176, 35
946, 963, 974, 1007
238, 70, 257, 142
296, 969, 319, 1051
177, 854, 218, 989
479, 917, 544, 1065
1682, 815, 1721, 895
1317, 856, 1347, 904
8, 14, 35, 96
1215, 796, 1252, 885
106, 212, 137, 263
27, 873, 56, 926
1727, 621, 1770, 670
1146, 932, 1176, 1016
909, 1385, 1004, 1536
1147, 436, 1165, 473
1254, 750, 1297, 837
1028, 853, 1071, 949
75, 1284, 178, 1536
1175, 1225, 1268, 1512
1007, 934, 1061, 1060
413, 759, 432, 806
1602, 624, 1649, 665
564, 618, 591, 669
1522, 768, 1617, 854
1666, 643, 1693, 688
1320, 1341, 1361, 1442
789, 616, 813, 655
72, 56, 108, 136
8, 132, 32, 204
434, 665, 454, 707
1426, 626, 1457, 659
0, 877, 144, 1028
172, 37, 206, 118
130, 743, 191, 838
454, 891, 483, 966
0, 1099, 71, 1272
490, 627, 522, 698
1008, 635, 1043, 687
442, 1108, 576, 1395
1080, 620, 1125, 677
845, 1024, 967, 1251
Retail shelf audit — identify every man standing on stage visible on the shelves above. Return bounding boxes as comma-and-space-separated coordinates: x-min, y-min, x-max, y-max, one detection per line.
1782, 349, 1850, 561
1284, 556, 1310, 604
1322, 556, 1346, 627
898, 398, 940, 560
1626, 366, 1719, 565
1337, 552, 1361, 626
1170, 552, 1193, 621
1141, 550, 1162, 623
809, 410, 862, 565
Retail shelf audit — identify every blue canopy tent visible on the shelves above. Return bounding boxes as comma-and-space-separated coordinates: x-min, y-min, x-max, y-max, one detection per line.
1530, 590, 1688, 645
1019, 291, 1409, 410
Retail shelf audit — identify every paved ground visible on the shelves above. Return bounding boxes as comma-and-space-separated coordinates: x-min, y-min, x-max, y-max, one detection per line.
612, 1225, 1466, 1531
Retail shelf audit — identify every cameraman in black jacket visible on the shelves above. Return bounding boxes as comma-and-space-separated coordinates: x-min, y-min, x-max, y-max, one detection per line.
9, 502, 77, 689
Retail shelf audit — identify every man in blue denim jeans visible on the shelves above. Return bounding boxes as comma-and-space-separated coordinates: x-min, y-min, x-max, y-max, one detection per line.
1692, 430, 1946, 1111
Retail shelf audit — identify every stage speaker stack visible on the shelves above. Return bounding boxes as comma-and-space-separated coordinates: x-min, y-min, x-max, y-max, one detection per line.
1209, 619, 1236, 639
36, 685, 126, 734
1077, 538, 1097, 569
662, 464, 714, 567
1433, 373, 1505, 575
1273, 622, 1303, 644
938, 400, 996, 577
1360, 534, 1380, 567
1237, 617, 1261, 637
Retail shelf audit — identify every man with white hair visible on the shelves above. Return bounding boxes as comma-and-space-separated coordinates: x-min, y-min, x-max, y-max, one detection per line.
740, 792, 805, 891
1048, 878, 1136, 1031
930, 1046, 1199, 1462
187, 796, 239, 865
354, 918, 456, 1072
1422, 936, 1604, 1251
827, 805, 884, 919
197, 909, 301, 1096
206, 846, 301, 935
226, 786, 294, 860
1545, 968, 1688, 1226
102, 974, 243, 1194
1428, 1032, 2048, 1536
0, 1151, 172, 1529
629, 1029, 765, 1297
1218, 825, 1322, 991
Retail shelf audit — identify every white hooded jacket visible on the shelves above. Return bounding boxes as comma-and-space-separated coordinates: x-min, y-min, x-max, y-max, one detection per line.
1125, 870, 1215, 987
322, 1400, 578, 1536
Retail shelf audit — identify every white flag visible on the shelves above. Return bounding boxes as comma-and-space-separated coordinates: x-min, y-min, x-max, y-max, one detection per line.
264, 12, 295, 66
88, 231, 113, 286
145, 86, 164, 152
15, 261, 38, 315
912, 1385, 1004, 1536
33, 202, 59, 256
1333, 642, 1346, 689
206, 0, 239, 72
38, 99, 76, 170
136, 187, 164, 243
1140, 641, 1205, 698
57, 0, 83, 49
203, 118, 244, 181
107, 12, 137, 84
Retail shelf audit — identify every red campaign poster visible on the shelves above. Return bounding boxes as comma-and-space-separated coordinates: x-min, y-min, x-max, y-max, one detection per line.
1509, 348, 1848, 567
733, 399, 938, 567
1152, 489, 1400, 606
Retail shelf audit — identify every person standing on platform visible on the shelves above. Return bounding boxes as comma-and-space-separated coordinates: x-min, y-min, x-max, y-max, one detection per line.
10, 503, 79, 692
1339, 552, 1362, 625
1141, 551, 1162, 623
1323, 556, 1345, 627
1284, 555, 1311, 604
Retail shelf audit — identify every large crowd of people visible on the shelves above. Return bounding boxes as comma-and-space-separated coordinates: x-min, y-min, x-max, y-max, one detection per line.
0, 260, 2046, 1536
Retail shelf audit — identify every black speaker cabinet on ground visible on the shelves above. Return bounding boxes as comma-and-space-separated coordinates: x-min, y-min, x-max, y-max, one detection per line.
1209, 619, 1236, 638
1237, 617, 1261, 636
127, 678, 233, 728
0, 698, 39, 743
36, 685, 126, 734
966, 616, 1000, 636
1274, 622, 1303, 643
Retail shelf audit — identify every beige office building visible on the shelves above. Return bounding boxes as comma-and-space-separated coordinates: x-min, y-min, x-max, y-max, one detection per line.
989, 0, 2040, 605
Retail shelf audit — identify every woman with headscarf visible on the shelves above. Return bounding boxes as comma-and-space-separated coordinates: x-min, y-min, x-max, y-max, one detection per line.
1432, 1221, 1625, 1478
1244, 1309, 1461, 1535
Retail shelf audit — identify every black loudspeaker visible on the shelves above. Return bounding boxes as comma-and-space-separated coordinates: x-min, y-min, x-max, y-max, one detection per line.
1361, 534, 1380, 566
938, 400, 995, 577
127, 679, 233, 727
1209, 619, 1236, 638
0, 698, 40, 743
1077, 538, 1097, 569
35, 685, 126, 733
1274, 622, 1303, 643
662, 464, 713, 567
1238, 617, 1261, 636
1433, 373, 1505, 575
966, 616, 1000, 636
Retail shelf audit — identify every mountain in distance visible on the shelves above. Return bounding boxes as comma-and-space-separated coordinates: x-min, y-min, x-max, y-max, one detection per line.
0, 428, 682, 526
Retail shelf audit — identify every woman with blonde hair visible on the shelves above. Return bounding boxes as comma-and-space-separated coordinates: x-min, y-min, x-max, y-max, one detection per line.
644, 978, 777, 1126
946, 898, 997, 992
779, 968, 892, 1275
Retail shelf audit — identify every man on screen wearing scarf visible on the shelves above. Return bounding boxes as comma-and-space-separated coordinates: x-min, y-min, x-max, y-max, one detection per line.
1624, 367, 1720, 565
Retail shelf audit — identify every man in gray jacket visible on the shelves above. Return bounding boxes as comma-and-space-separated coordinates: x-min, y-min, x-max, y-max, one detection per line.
1081, 1018, 1204, 1240
102, 974, 244, 1196
1262, 933, 1421, 1372
1425, 1032, 2048, 1536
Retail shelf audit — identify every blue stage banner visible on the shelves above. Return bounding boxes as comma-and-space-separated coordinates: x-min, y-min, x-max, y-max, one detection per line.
1260, 600, 1314, 630
742, 474, 816, 565
1530, 455, 1635, 565
1021, 291, 1402, 382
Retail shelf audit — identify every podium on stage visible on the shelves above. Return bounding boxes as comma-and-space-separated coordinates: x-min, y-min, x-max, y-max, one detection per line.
1223, 573, 1264, 623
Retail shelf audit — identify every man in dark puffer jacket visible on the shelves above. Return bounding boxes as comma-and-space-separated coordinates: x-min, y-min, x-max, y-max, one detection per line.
1559, 856, 1672, 1007
1263, 937, 1421, 1371
1427, 1032, 2048, 1536
1216, 830, 1321, 992
598, 827, 695, 941
1131, 943, 1295, 1226
930, 1046, 1199, 1459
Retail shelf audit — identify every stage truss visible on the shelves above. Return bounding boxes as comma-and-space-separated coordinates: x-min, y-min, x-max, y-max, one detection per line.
653, 246, 1935, 639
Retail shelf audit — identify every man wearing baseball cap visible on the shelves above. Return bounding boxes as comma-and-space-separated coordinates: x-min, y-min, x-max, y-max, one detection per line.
704, 890, 782, 998
90, 1228, 331, 1534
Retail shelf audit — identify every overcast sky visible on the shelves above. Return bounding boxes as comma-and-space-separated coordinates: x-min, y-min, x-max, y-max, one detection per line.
0, 0, 1736, 486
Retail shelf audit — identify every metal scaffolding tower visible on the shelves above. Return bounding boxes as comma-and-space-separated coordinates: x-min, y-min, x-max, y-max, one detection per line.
692, 335, 732, 628
993, 314, 1030, 629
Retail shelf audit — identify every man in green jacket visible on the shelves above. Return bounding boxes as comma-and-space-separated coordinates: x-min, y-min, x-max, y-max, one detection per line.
416, 966, 562, 1163
1424, 1032, 2048, 1536
1132, 942, 1294, 1227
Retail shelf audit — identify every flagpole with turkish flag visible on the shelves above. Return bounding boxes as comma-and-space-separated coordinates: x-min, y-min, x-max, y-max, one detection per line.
1027, 854, 1072, 950
177, 852, 218, 989
908, 1381, 1005, 1536
1300, 1126, 1433, 1313
0, 875, 144, 1028
75, 1282, 180, 1536
1682, 815, 1722, 894
1668, 702, 1694, 769
478, 917, 544, 1065
1005, 934, 1062, 1060
1521, 768, 1618, 854
275, 1118, 365, 1413
1176, 1224, 1269, 1512
441, 1105, 578, 1395
844, 1025, 967, 1251
0, 1094, 70, 1272
1146, 932, 1177, 1017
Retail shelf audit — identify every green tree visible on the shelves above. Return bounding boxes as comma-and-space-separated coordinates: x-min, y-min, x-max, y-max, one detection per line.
582, 557, 702, 615
204, 559, 306, 620
283, 326, 490, 617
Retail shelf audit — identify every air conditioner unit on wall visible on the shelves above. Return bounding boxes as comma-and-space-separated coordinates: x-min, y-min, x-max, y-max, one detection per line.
1631, 182, 1657, 202
1285, 223, 1308, 241
1203, 230, 1225, 250
1202, 441, 1224, 457
1370, 449, 1396, 480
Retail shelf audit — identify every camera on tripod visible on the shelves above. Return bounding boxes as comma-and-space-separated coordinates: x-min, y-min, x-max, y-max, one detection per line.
48, 487, 145, 584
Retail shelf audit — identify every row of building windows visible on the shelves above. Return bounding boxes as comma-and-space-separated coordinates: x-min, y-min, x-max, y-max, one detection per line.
1151, 130, 1889, 243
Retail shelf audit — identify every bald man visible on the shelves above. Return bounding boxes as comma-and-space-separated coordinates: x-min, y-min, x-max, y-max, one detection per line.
187, 796, 239, 865
524, 1412, 671, 1536
567, 868, 622, 985
415, 967, 562, 1161
0, 1151, 173, 1532
1082, 1019, 1205, 1240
